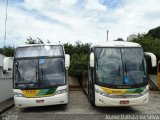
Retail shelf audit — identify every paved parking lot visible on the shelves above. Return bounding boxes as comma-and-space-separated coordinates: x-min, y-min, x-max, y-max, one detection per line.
1, 90, 160, 120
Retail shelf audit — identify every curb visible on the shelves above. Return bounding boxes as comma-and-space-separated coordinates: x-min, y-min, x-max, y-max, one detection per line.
0, 98, 14, 115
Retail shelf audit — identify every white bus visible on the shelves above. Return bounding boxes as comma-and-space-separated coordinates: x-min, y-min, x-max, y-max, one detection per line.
88, 41, 156, 106
13, 44, 70, 107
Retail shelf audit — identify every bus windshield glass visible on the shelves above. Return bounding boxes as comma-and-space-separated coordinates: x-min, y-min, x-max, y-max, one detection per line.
14, 58, 65, 89
95, 47, 147, 88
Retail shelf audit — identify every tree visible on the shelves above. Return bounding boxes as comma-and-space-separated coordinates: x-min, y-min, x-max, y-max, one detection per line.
0, 46, 15, 57
64, 41, 91, 75
47, 40, 50, 44
25, 37, 44, 44
132, 27, 160, 74
37, 37, 44, 44
132, 32, 160, 60
146, 26, 160, 39
64, 41, 91, 84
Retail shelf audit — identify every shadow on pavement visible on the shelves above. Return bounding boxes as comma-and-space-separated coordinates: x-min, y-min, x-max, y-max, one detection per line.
21, 104, 67, 113
93, 106, 140, 114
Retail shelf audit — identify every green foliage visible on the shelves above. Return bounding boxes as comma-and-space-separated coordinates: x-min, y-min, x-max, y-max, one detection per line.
0, 46, 15, 57
25, 37, 44, 44
146, 26, 160, 39
69, 54, 88, 76
132, 26, 160, 73
132, 32, 160, 60
64, 41, 91, 56
64, 41, 91, 77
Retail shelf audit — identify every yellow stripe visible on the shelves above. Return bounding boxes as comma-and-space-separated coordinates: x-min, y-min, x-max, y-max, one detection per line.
22, 90, 40, 97
100, 86, 126, 94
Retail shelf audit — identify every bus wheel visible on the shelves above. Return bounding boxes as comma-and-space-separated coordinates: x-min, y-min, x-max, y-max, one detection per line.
88, 86, 95, 106
90, 98, 95, 106
90, 94, 95, 106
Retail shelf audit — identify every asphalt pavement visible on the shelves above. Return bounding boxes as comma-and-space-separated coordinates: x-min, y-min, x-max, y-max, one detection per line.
1, 90, 160, 120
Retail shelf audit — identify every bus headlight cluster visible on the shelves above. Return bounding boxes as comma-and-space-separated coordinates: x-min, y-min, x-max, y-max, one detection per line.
55, 89, 67, 95
95, 89, 109, 97
140, 87, 149, 95
14, 92, 25, 97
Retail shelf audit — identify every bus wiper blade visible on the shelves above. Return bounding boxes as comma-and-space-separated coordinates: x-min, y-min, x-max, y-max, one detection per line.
39, 84, 62, 89
123, 63, 128, 84
34, 62, 38, 80
16, 83, 30, 89
96, 57, 98, 70
16, 81, 34, 84
39, 84, 52, 88
52, 83, 64, 87
124, 63, 127, 75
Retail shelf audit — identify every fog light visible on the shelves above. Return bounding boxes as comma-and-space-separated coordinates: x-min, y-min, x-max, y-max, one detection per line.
143, 98, 148, 103
99, 99, 104, 103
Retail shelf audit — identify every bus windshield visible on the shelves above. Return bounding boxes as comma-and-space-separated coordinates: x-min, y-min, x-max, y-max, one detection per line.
95, 47, 147, 89
14, 58, 65, 89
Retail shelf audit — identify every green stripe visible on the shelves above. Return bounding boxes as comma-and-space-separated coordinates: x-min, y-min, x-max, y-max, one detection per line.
36, 87, 57, 96
126, 87, 145, 94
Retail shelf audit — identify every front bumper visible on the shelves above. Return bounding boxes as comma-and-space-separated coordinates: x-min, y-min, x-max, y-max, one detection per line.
95, 93, 149, 107
14, 93, 68, 108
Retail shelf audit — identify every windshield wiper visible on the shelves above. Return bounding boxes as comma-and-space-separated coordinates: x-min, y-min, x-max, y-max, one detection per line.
123, 63, 128, 84
96, 57, 98, 70
34, 62, 38, 81
124, 63, 127, 76
52, 83, 64, 86
16, 82, 34, 89
39, 58, 45, 83
142, 59, 147, 75
38, 83, 63, 89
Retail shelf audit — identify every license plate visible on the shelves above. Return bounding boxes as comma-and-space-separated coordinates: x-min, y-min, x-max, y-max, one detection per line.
120, 100, 129, 104
36, 100, 44, 103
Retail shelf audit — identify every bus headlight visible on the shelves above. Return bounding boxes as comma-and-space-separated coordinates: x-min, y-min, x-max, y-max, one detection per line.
140, 87, 149, 95
95, 89, 109, 97
14, 92, 24, 97
55, 89, 67, 95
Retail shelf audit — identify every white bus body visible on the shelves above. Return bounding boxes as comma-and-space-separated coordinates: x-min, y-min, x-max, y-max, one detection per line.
13, 44, 70, 107
88, 41, 156, 106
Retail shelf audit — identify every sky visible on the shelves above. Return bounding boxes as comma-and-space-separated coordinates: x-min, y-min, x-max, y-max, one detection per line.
0, 0, 160, 47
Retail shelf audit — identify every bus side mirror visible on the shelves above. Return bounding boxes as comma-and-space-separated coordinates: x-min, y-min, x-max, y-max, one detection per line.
144, 52, 157, 67
90, 53, 94, 67
65, 54, 70, 69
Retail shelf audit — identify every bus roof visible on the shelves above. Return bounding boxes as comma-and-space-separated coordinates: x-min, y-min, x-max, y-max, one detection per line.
15, 44, 65, 58
91, 41, 141, 48
16, 44, 63, 48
